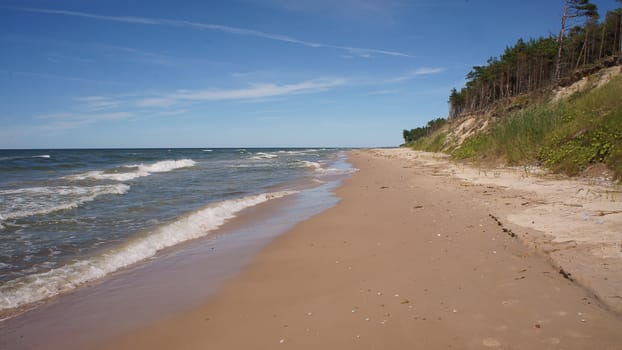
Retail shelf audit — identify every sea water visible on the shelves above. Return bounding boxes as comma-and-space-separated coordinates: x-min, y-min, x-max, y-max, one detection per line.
0, 148, 354, 314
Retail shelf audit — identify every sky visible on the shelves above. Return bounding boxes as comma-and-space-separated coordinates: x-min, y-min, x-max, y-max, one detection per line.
1, 0, 620, 149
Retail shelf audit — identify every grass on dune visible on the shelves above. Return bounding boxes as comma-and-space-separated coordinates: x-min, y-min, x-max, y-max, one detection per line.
449, 74, 622, 179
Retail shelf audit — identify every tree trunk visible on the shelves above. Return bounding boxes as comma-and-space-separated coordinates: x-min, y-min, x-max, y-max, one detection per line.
556, 2, 569, 81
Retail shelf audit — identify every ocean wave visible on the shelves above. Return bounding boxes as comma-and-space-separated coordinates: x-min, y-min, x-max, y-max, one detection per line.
0, 191, 296, 311
299, 160, 323, 170
66, 159, 196, 182
296, 159, 358, 176
0, 184, 130, 225
317, 167, 359, 176
276, 150, 320, 156
248, 152, 278, 160
0, 154, 51, 161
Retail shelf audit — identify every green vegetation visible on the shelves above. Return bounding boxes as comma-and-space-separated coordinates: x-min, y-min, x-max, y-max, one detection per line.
402, 118, 446, 145
448, 1, 621, 118
410, 131, 447, 153
453, 75, 622, 178
404, 1, 622, 180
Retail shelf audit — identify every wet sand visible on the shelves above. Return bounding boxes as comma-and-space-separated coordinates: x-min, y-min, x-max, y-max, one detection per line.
97, 150, 622, 350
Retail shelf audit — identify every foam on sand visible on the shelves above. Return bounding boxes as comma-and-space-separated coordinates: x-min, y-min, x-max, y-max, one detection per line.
0, 191, 295, 312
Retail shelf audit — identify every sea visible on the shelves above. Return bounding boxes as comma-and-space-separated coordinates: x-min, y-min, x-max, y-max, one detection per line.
0, 148, 354, 317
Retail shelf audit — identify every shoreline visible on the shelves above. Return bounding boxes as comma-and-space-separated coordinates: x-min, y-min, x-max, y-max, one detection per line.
0, 177, 345, 350
94, 149, 622, 349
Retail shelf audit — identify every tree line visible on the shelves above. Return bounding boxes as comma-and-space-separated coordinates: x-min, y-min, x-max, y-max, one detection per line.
402, 117, 446, 144
449, 0, 622, 119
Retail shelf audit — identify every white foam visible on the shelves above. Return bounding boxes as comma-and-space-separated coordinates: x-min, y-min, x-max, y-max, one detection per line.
299, 161, 323, 170
66, 159, 196, 181
33, 155, 51, 159
249, 152, 278, 160
317, 167, 359, 176
277, 150, 320, 156
0, 184, 130, 224
0, 191, 295, 311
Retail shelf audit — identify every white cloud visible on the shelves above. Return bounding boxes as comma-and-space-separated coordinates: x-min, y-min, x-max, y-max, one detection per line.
368, 89, 400, 95
412, 67, 447, 75
136, 97, 178, 107
386, 67, 447, 83
13, 7, 413, 58
38, 112, 134, 130
73, 96, 121, 110
158, 109, 189, 116
171, 78, 347, 101
0, 70, 118, 85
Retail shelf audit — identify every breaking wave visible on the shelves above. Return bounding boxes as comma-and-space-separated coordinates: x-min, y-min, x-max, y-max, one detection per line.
66, 159, 196, 182
0, 184, 130, 227
0, 191, 295, 311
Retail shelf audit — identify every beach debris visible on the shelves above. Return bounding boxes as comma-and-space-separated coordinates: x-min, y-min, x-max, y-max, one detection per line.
380, 186, 389, 189
489, 214, 517, 238
394, 294, 400, 297
279, 339, 285, 344
380, 320, 387, 325
535, 323, 541, 328
401, 299, 410, 304
559, 268, 574, 281
413, 205, 424, 209
356, 334, 361, 339
306, 312, 313, 317
452, 309, 458, 313
365, 317, 370, 321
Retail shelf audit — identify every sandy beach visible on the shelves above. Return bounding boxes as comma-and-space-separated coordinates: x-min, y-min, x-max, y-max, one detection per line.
95, 149, 622, 350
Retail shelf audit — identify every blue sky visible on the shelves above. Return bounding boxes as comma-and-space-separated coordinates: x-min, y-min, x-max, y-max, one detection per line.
1, 0, 619, 148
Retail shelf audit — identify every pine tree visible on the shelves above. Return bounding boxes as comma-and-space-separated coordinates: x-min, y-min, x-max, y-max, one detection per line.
555, 0, 598, 81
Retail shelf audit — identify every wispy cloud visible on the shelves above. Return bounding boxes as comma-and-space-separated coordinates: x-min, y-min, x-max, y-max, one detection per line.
252, 0, 405, 25
135, 97, 178, 107
368, 89, 400, 95
386, 67, 447, 83
0, 70, 119, 85
27, 77, 346, 131
158, 109, 189, 116
412, 67, 447, 75
73, 96, 122, 110
11, 7, 413, 58
99, 45, 174, 65
46, 53, 95, 64
171, 78, 347, 101
38, 111, 134, 130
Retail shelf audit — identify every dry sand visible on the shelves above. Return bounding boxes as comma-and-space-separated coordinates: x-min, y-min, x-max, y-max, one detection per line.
373, 148, 622, 315
97, 149, 622, 350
